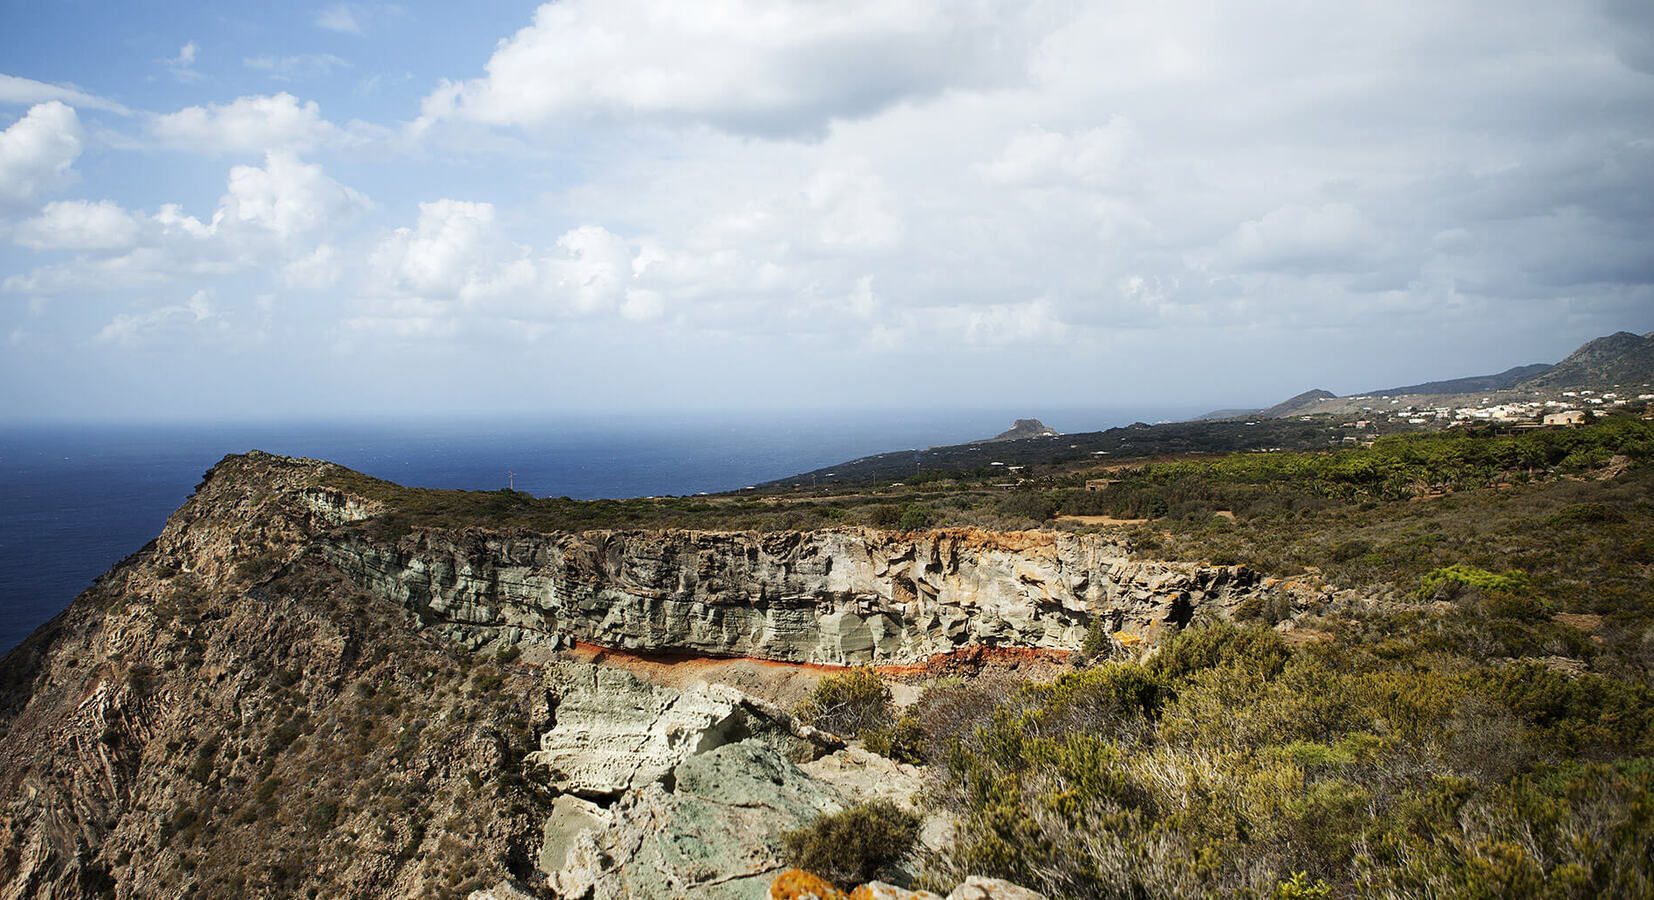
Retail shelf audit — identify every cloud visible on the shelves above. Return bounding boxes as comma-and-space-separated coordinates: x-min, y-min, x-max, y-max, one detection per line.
162, 42, 204, 83
150, 93, 349, 153
416, 0, 1035, 138
977, 121, 1138, 189
0, 74, 130, 115
0, 102, 82, 211
95, 289, 217, 345
315, 3, 399, 35
355, 201, 661, 335
4, 152, 370, 294
14, 200, 142, 250
282, 243, 342, 289
315, 4, 363, 34
219, 151, 371, 242
243, 54, 351, 81
11, 0, 1654, 418
1211, 203, 1385, 275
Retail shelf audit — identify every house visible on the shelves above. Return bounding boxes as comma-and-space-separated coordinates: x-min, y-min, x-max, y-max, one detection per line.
1543, 410, 1587, 427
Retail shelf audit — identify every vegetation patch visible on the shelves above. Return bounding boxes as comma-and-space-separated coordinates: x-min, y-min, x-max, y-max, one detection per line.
780, 800, 921, 888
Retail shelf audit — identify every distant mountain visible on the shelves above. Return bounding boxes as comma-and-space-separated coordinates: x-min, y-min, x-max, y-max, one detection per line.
1194, 389, 1338, 424
1190, 408, 1263, 422
982, 418, 1058, 442
1261, 389, 1337, 419
1231, 329, 1654, 423
1517, 331, 1654, 390
1366, 363, 1553, 397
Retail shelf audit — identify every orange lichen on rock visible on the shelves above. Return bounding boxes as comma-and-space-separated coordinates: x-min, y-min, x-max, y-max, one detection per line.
770, 868, 849, 900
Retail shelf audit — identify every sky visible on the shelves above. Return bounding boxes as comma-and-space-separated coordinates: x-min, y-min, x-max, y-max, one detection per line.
1, 0, 1651, 422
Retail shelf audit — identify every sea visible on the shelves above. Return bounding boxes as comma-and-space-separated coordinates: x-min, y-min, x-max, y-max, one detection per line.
0, 407, 1196, 655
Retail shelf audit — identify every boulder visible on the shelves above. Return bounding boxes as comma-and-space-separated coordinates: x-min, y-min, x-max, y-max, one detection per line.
525, 664, 753, 796
551, 740, 849, 899
946, 876, 1048, 900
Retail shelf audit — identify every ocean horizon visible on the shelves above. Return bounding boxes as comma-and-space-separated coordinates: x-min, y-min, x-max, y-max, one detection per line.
0, 407, 1201, 656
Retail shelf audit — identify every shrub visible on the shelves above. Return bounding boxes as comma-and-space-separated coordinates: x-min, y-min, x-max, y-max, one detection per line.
861, 712, 924, 764
868, 505, 904, 528
1149, 622, 1290, 682
780, 800, 921, 887
794, 668, 893, 739
1272, 872, 1332, 899
1079, 617, 1111, 661
897, 506, 931, 531
996, 491, 1056, 523
1419, 564, 1530, 601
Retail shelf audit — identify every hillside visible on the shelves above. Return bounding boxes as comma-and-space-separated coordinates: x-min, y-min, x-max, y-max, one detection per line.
1518, 330, 1654, 390
1366, 362, 1554, 396
758, 417, 1391, 488
1, 420, 1652, 898
981, 418, 1057, 441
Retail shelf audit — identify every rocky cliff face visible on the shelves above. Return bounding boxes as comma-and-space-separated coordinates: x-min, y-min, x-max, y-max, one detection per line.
320, 522, 1262, 665
0, 451, 1284, 899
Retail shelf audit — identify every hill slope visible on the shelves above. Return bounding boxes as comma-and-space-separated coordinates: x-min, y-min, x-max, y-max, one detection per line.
1519, 331, 1654, 390
1366, 362, 1554, 397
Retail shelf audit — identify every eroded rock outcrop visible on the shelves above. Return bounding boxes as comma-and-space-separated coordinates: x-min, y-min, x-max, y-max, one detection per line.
110, 451, 1272, 668
526, 663, 836, 797
321, 526, 1263, 665
552, 740, 845, 899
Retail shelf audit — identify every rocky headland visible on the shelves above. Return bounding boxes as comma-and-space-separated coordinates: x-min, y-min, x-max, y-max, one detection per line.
0, 451, 1320, 899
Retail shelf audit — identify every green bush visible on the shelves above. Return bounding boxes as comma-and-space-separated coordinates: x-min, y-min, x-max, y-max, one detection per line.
794, 667, 894, 739
897, 505, 931, 531
861, 712, 924, 764
1079, 617, 1111, 661
1149, 621, 1290, 682
780, 800, 921, 887
868, 505, 903, 528
1419, 564, 1530, 601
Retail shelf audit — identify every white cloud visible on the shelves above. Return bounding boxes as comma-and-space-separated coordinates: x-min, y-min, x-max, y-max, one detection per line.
1212, 203, 1384, 274
356, 202, 662, 334
316, 4, 363, 34
4, 152, 369, 295
549, 224, 634, 314
219, 151, 371, 242
369, 199, 516, 300
960, 298, 1066, 346
14, 200, 142, 250
282, 243, 342, 289
0, 74, 130, 115
163, 42, 204, 83
416, 0, 1036, 138
95, 289, 217, 345
978, 120, 1138, 189
151, 93, 346, 153
244, 54, 351, 81
0, 102, 82, 210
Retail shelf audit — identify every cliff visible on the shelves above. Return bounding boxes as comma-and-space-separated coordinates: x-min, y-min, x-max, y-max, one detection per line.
0, 451, 1288, 899
321, 520, 1261, 665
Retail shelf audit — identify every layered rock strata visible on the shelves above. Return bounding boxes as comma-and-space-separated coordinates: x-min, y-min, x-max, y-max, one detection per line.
526, 663, 837, 798
144, 452, 1272, 666
320, 525, 1263, 665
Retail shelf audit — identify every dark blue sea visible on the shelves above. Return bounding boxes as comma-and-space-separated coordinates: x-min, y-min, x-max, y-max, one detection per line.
0, 408, 1195, 655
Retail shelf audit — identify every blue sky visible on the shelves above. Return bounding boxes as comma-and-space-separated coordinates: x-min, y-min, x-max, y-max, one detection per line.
2, 1, 1652, 422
